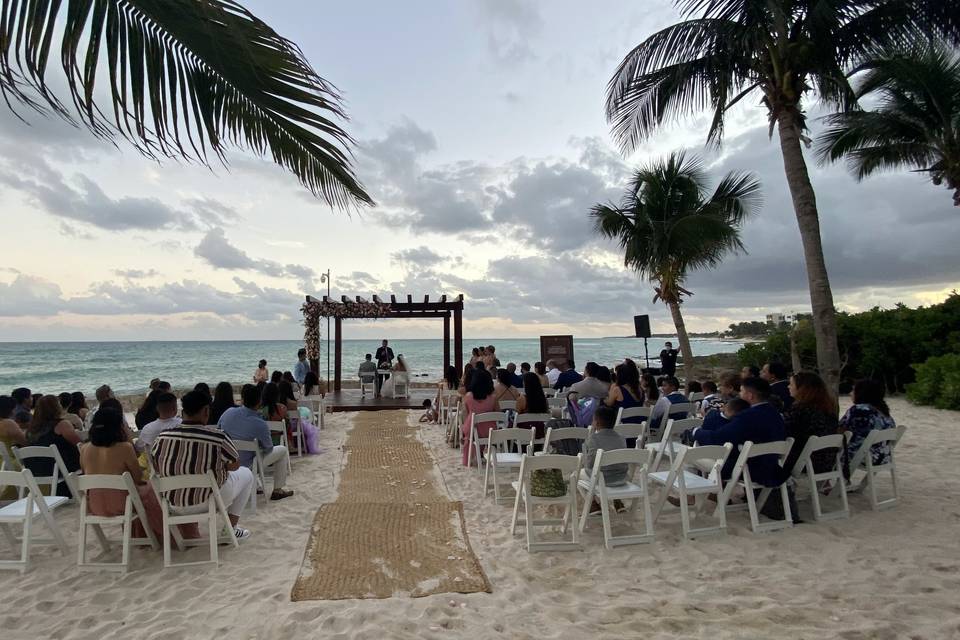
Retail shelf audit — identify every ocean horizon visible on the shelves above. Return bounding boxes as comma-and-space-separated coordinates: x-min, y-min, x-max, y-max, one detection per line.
0, 336, 745, 396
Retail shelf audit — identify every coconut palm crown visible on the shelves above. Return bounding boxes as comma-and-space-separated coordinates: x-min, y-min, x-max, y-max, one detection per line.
0, 0, 373, 209
591, 151, 761, 380
817, 42, 960, 206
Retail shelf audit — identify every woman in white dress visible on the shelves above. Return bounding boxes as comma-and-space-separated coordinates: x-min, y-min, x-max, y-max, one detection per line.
380, 355, 410, 399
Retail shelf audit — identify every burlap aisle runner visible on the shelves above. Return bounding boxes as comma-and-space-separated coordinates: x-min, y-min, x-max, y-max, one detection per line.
291, 411, 491, 601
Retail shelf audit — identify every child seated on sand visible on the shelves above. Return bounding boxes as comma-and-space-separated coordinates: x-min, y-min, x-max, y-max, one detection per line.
419, 399, 438, 424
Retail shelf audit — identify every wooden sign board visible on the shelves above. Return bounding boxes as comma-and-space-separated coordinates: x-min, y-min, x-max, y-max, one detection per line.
540, 335, 574, 366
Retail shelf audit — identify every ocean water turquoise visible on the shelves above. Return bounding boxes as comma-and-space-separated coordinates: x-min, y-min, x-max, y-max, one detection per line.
0, 337, 744, 396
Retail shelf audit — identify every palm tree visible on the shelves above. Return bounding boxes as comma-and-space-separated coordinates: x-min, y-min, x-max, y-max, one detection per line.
817, 42, 960, 206
0, 0, 372, 209
604, 0, 958, 390
591, 152, 761, 381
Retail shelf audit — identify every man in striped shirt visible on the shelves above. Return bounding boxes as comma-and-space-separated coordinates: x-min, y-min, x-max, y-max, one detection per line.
152, 390, 255, 541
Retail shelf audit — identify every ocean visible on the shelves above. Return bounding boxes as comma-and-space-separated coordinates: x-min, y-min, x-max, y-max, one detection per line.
0, 337, 744, 396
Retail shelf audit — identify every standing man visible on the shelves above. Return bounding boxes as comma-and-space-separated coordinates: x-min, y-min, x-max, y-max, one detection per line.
761, 362, 793, 412
659, 341, 679, 376
375, 340, 394, 398
294, 348, 311, 387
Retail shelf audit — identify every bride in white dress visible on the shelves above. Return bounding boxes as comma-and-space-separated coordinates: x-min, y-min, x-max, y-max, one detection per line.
380, 355, 410, 399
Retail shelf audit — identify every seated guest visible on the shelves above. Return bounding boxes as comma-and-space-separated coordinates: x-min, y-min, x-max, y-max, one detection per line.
782, 372, 839, 476
68, 392, 89, 422
762, 361, 793, 411
209, 382, 237, 425
596, 366, 612, 386
0, 396, 26, 499
570, 362, 611, 400
282, 371, 299, 394
692, 378, 786, 486
135, 389, 162, 430
685, 380, 702, 398
519, 362, 532, 379
554, 359, 584, 391
95, 397, 135, 439
516, 373, 549, 439
219, 385, 293, 501
270, 370, 283, 385
157, 381, 172, 393
640, 373, 659, 407
605, 363, 644, 421
193, 382, 212, 399
458, 364, 475, 399
434, 366, 461, 414
11, 387, 32, 427
534, 362, 550, 387
137, 392, 181, 453
302, 371, 324, 398
841, 379, 897, 467
358, 353, 378, 384
58, 393, 84, 431
468, 347, 481, 366
741, 365, 760, 381
80, 408, 191, 540
460, 369, 499, 466
699, 381, 720, 414
24, 395, 81, 496
545, 360, 561, 386
700, 396, 750, 431
648, 376, 688, 434
494, 369, 521, 403
506, 363, 523, 388
583, 405, 628, 513
259, 382, 287, 422
152, 391, 255, 540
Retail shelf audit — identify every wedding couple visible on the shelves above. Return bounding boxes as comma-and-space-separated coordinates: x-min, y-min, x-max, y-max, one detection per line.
373, 339, 409, 399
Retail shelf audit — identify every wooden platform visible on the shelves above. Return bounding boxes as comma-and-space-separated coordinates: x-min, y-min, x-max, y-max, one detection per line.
324, 389, 434, 412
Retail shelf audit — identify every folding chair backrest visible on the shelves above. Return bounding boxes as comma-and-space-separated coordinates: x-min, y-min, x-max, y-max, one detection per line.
744, 438, 793, 460
849, 426, 906, 471
499, 400, 518, 411
151, 471, 217, 496
13, 445, 74, 497
616, 406, 651, 424
668, 418, 701, 435
676, 444, 733, 480
791, 433, 845, 477
547, 398, 566, 410
267, 421, 286, 441
596, 447, 652, 478
76, 473, 131, 492
668, 402, 697, 417
473, 412, 508, 427
543, 427, 588, 451
488, 428, 534, 452
232, 439, 264, 465
613, 423, 646, 441
688, 392, 705, 402
521, 452, 581, 476
514, 413, 551, 426
0, 441, 16, 471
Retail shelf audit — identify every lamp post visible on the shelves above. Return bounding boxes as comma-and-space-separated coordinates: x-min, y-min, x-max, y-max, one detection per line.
320, 269, 331, 383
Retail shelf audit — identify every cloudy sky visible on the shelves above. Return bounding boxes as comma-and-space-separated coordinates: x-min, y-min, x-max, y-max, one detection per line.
1, 0, 957, 342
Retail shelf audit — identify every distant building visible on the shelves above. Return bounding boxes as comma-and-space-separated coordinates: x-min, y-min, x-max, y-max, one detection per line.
766, 311, 805, 326
766, 313, 786, 325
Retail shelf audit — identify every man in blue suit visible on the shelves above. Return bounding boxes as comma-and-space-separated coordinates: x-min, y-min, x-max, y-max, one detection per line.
692, 377, 786, 487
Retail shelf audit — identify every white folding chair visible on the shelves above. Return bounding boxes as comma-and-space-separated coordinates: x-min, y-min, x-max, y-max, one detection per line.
514, 413, 551, 450
267, 421, 292, 475
498, 400, 518, 412
687, 392, 705, 402
668, 402, 697, 419
439, 390, 458, 426
299, 396, 325, 429
645, 418, 702, 472
615, 406, 651, 426
393, 374, 410, 399
231, 440, 266, 514
510, 453, 583, 552
0, 441, 16, 471
466, 412, 507, 469
483, 428, 535, 503
76, 472, 160, 572
547, 397, 567, 418
716, 440, 795, 534
790, 434, 849, 521
650, 443, 733, 540
13, 445, 79, 500
613, 423, 648, 448
577, 448, 655, 549
847, 426, 907, 511
541, 426, 589, 455
0, 469, 70, 573
287, 415, 306, 458
150, 470, 239, 568
445, 396, 463, 446
359, 375, 376, 397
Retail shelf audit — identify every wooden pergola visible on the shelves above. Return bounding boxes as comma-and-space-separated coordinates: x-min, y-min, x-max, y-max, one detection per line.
303, 294, 464, 392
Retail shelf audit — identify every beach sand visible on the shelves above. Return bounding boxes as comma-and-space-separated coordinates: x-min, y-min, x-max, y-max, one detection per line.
2, 398, 959, 639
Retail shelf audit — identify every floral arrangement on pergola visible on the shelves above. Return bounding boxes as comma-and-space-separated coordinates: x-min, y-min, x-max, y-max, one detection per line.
301, 297, 391, 359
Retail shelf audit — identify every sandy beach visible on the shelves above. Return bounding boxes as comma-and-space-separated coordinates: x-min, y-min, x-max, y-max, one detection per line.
2, 397, 959, 640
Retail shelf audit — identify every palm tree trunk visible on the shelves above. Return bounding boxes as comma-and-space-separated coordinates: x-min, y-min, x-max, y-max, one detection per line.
776, 110, 842, 391
666, 299, 695, 382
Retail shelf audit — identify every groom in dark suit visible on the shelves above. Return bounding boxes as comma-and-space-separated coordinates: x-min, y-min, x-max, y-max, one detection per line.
374, 339, 394, 397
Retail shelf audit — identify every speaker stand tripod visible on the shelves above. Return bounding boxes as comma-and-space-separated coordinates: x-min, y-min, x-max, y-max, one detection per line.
643, 337, 650, 370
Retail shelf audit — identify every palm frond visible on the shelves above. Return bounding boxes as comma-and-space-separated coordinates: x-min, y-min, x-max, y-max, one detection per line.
0, 0, 373, 209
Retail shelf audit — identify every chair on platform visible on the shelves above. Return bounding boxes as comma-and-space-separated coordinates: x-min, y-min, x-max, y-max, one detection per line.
0, 469, 70, 573
76, 472, 160, 572
359, 375, 376, 397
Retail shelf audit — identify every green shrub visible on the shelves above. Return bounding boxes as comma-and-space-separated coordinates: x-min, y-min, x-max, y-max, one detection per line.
906, 353, 960, 410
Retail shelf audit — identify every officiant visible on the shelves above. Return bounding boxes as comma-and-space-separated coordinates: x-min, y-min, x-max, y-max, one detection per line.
374, 339, 394, 397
